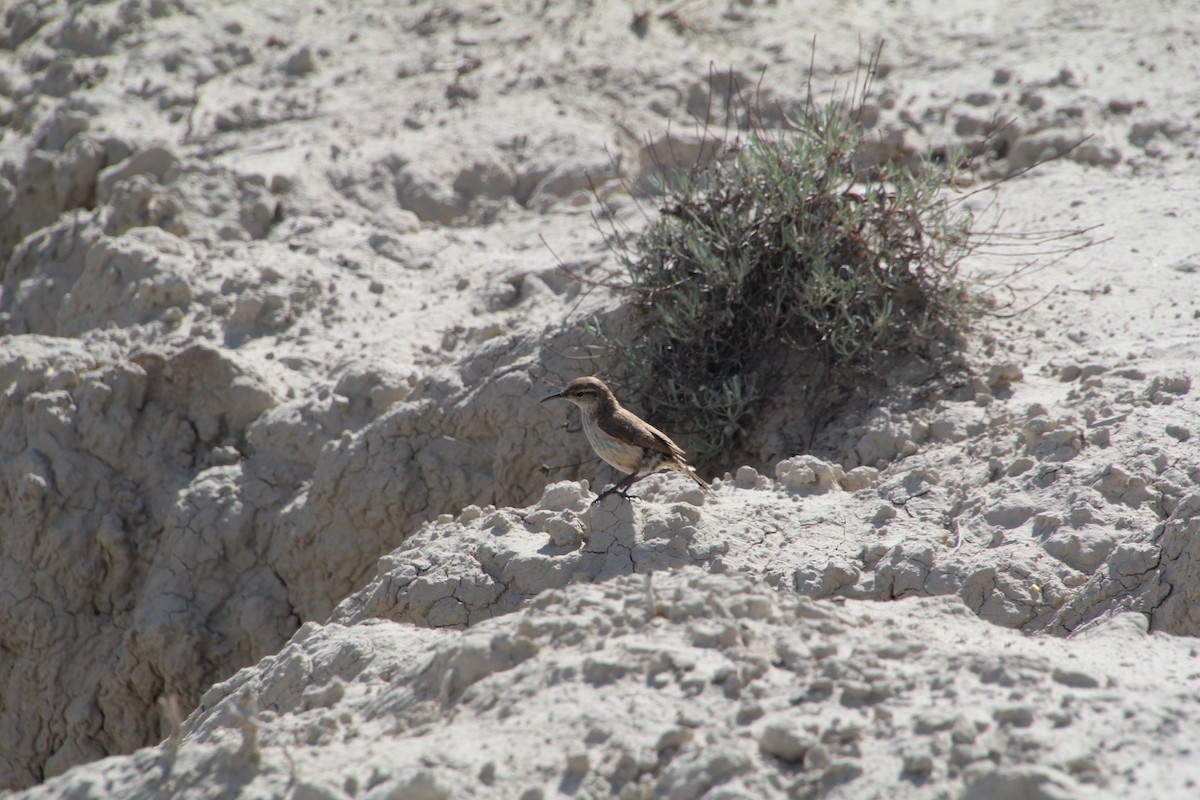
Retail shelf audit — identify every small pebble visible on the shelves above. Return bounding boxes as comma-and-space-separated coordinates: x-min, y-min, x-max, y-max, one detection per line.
1166, 424, 1191, 442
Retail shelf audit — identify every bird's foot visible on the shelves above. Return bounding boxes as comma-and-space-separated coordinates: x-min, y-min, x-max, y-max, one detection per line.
591, 486, 639, 506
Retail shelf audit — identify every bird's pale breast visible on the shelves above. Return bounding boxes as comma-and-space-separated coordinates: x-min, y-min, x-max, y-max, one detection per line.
581, 414, 646, 474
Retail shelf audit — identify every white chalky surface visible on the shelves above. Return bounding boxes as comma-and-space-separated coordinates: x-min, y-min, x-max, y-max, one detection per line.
2, 0, 1199, 796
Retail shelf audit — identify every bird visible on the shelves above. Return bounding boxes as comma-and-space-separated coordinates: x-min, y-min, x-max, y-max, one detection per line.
541, 376, 710, 504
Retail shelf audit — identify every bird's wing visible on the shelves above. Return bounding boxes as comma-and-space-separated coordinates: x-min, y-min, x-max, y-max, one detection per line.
600, 407, 688, 462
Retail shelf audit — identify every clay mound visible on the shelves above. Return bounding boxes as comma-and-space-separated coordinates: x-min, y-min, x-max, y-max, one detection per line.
0, 337, 286, 785
19, 569, 1200, 799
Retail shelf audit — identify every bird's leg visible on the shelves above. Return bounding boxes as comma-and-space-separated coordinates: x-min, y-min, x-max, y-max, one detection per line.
592, 473, 644, 505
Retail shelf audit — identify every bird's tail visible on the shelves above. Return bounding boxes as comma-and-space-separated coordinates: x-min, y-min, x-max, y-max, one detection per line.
678, 462, 712, 494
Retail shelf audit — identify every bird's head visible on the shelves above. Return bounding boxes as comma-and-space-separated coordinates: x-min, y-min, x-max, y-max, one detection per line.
541, 376, 614, 411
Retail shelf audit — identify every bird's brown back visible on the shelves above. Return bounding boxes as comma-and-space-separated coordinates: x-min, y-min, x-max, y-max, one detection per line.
598, 405, 688, 464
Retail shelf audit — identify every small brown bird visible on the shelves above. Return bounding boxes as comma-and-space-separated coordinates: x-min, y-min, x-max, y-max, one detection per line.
542, 376, 710, 504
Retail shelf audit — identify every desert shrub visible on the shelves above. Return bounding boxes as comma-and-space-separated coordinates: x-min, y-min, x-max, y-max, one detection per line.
598, 90, 973, 465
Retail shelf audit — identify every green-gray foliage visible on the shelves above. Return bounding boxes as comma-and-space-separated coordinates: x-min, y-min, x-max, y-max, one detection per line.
605, 103, 972, 465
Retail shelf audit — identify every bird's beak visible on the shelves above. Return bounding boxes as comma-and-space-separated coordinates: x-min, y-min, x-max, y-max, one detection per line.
541, 390, 564, 403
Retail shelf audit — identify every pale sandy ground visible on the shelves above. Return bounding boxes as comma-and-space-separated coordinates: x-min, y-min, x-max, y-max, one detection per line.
2, 0, 1199, 798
